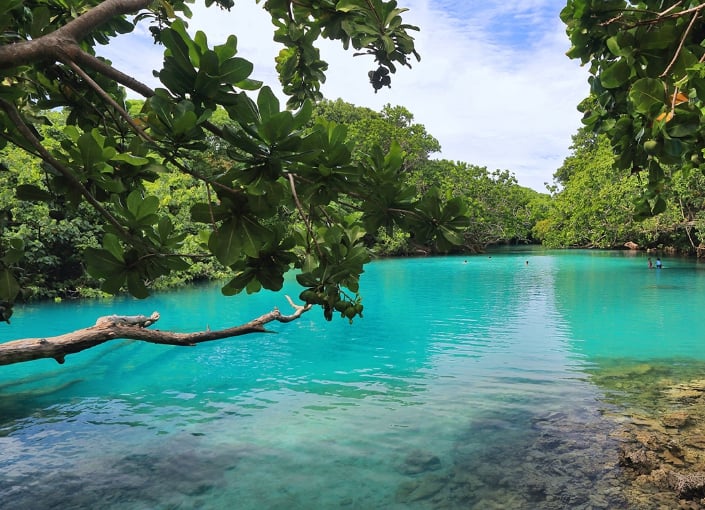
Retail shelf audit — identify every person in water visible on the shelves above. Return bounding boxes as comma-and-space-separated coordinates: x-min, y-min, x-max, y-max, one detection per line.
656, 257, 663, 269
648, 257, 653, 269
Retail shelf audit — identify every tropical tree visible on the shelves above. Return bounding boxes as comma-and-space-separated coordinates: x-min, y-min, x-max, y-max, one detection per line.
0, 0, 472, 366
311, 99, 441, 169
537, 121, 705, 252
310, 99, 448, 254
536, 129, 648, 248
561, 0, 705, 217
407, 160, 545, 250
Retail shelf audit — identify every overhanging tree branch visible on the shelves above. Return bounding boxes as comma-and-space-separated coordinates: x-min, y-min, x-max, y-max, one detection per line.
0, 297, 312, 366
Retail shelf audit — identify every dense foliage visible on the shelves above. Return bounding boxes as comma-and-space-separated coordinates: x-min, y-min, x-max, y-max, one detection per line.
562, 0, 705, 218
1, 98, 544, 303
310, 100, 547, 254
537, 120, 705, 253
0, 0, 475, 325
10, 0, 705, 333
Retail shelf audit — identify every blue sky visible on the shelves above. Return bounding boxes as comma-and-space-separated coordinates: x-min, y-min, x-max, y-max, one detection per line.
99, 0, 590, 192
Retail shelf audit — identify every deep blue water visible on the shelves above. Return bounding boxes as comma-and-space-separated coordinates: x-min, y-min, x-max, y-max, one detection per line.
1, 249, 704, 509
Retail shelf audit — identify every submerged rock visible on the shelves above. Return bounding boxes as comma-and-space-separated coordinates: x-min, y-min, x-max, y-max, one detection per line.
395, 473, 447, 503
398, 449, 441, 475
594, 362, 705, 508
662, 411, 693, 429
619, 445, 658, 474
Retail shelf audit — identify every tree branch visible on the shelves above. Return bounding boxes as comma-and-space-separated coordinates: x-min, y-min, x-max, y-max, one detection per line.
0, 297, 312, 366
63, 58, 154, 142
660, 8, 703, 78
0, 0, 152, 70
71, 48, 156, 99
0, 97, 134, 242
288, 173, 321, 256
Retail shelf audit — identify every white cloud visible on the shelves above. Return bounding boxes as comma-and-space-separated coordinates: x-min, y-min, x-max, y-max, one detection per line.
99, 0, 591, 192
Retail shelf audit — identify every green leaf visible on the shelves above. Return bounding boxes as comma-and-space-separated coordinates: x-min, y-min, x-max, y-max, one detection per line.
78, 129, 107, 173
228, 93, 261, 125
296, 271, 320, 287
442, 197, 468, 220
222, 268, 255, 296
148, 93, 175, 130
8, 238, 23, 251
161, 21, 198, 75
30, 5, 50, 37
257, 86, 280, 122
191, 203, 231, 223
164, 256, 191, 271
336, 0, 366, 13
172, 109, 198, 135
261, 111, 294, 144
240, 217, 273, 258
127, 191, 159, 222
214, 35, 238, 61
111, 153, 150, 166
629, 78, 666, 114
101, 273, 127, 295
157, 217, 174, 242
219, 57, 254, 84
95, 176, 126, 193
665, 109, 699, 138
439, 225, 465, 245
605, 36, 622, 57
256, 266, 285, 291
651, 196, 667, 215
102, 233, 124, 262
600, 60, 630, 88
194, 30, 209, 54
637, 22, 676, 50
127, 272, 150, 299
292, 99, 313, 129
85, 248, 127, 279
209, 219, 243, 266
2, 247, 23, 265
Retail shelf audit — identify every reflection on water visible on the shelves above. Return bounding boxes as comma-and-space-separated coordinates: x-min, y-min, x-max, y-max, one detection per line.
1, 250, 705, 508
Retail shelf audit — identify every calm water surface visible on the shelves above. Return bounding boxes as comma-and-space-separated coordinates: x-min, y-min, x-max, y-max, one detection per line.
1, 249, 704, 509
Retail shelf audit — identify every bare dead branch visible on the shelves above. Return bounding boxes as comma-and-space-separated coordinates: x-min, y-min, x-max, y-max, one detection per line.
0, 298, 313, 367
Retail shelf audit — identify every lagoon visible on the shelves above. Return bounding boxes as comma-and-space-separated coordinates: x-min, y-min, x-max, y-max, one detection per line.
2, 249, 704, 509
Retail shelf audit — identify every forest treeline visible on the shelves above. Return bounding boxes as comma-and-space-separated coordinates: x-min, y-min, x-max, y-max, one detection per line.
1, 98, 702, 302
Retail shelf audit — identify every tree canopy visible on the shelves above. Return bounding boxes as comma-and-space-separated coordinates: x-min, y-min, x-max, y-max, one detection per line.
0, 0, 473, 331
536, 116, 705, 252
562, 0, 705, 217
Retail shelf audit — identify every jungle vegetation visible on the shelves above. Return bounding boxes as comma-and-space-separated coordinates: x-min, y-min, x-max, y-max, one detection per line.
1, 0, 476, 329
0, 99, 548, 306
4, 0, 705, 364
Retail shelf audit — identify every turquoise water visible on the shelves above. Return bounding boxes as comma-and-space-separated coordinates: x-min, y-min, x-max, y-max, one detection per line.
1, 249, 704, 509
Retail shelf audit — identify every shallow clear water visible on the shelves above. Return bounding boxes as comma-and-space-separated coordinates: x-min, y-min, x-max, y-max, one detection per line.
1, 249, 704, 509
